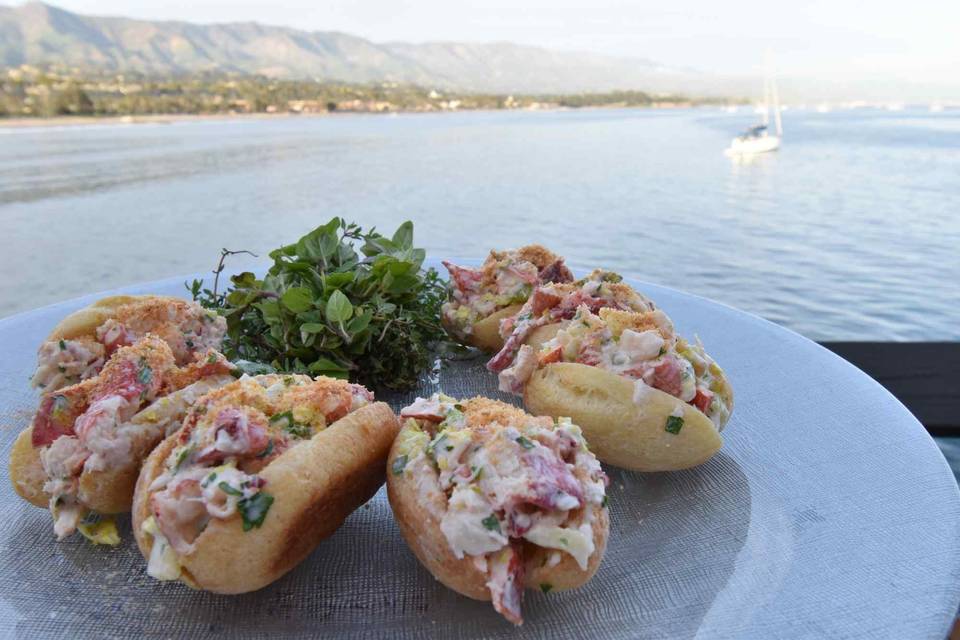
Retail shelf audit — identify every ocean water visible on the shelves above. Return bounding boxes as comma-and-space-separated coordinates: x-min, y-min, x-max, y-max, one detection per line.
1, 107, 958, 341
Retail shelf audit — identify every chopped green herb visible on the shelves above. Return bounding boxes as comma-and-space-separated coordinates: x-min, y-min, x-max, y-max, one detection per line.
516, 436, 535, 450
440, 407, 464, 427
559, 537, 569, 546
540, 583, 553, 594
173, 446, 193, 471
206, 352, 219, 364
58, 339, 67, 350
201, 472, 218, 488
218, 481, 243, 497
391, 455, 408, 475
426, 433, 448, 460
238, 492, 274, 531
257, 439, 275, 459
270, 411, 311, 439
287, 422, 312, 438
665, 415, 684, 434
269, 410, 292, 424
481, 515, 501, 532
601, 495, 609, 509
136, 358, 153, 385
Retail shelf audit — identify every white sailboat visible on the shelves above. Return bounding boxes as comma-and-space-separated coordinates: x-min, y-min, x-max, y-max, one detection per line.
726, 66, 782, 155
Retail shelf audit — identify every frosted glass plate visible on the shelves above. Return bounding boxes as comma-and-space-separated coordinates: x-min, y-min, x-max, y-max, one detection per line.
1, 261, 958, 639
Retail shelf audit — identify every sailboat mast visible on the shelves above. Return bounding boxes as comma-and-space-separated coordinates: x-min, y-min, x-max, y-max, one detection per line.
762, 75, 770, 126
771, 72, 782, 136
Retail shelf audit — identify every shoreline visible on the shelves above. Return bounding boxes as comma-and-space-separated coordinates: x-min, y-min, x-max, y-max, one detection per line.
0, 111, 332, 129
0, 104, 706, 129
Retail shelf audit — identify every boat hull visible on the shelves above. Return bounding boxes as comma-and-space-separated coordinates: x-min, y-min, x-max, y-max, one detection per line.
725, 135, 780, 155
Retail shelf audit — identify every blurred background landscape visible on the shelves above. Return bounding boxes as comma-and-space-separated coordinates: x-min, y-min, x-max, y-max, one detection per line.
1, 1, 957, 466
2, 0, 959, 117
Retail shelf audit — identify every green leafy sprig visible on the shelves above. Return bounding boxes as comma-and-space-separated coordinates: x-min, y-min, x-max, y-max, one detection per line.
189, 218, 448, 390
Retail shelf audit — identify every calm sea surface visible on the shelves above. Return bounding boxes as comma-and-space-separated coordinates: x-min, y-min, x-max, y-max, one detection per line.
1, 108, 958, 340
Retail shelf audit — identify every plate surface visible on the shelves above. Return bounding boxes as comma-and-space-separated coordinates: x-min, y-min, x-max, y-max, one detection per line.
1, 262, 958, 639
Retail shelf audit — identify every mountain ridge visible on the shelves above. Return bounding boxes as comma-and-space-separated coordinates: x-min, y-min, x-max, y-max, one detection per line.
0, 1, 699, 94
4, 2, 954, 100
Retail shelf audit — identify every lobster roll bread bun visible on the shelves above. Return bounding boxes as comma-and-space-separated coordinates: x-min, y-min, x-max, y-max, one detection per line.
441, 245, 574, 351
388, 394, 609, 625
502, 305, 733, 472
10, 333, 235, 542
133, 374, 399, 594
32, 295, 226, 393
12, 294, 231, 544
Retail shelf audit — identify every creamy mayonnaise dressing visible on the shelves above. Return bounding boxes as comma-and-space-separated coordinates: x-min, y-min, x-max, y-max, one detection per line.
32, 298, 227, 393
396, 394, 608, 623
440, 246, 572, 340
32, 338, 105, 391
486, 269, 658, 376
500, 303, 732, 429
144, 374, 375, 578
32, 335, 235, 541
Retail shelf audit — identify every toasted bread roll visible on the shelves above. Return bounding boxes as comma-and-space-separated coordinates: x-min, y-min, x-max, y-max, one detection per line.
133, 375, 399, 594
448, 304, 522, 352
525, 363, 723, 471
499, 304, 734, 472
46, 295, 174, 342
12, 334, 236, 541
9, 427, 47, 508
12, 375, 235, 515
440, 246, 573, 351
525, 323, 562, 352
389, 394, 609, 625
79, 374, 236, 515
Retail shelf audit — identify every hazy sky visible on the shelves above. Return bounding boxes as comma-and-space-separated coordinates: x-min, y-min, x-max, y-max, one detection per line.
24, 0, 959, 82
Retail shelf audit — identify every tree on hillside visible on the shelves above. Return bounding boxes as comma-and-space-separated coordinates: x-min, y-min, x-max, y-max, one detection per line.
41, 83, 95, 116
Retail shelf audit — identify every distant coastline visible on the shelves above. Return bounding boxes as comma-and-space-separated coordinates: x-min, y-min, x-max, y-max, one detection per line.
1, 66, 737, 124
0, 104, 713, 129
0, 112, 316, 128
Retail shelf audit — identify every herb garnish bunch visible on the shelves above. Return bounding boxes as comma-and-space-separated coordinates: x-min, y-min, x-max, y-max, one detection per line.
190, 218, 448, 390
